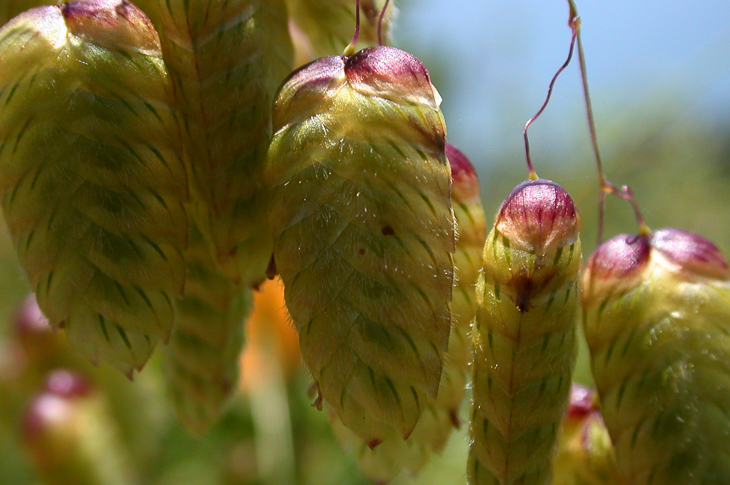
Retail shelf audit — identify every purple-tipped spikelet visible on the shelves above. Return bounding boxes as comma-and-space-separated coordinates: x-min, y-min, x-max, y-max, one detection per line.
582, 228, 730, 484
469, 179, 581, 485
155, 0, 293, 285
266, 45, 453, 444
0, 1, 188, 376
328, 143, 485, 481
552, 385, 621, 485
22, 370, 136, 485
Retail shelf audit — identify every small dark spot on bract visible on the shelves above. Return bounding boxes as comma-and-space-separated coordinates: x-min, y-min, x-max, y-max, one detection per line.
359, 248, 366, 255
381, 225, 395, 236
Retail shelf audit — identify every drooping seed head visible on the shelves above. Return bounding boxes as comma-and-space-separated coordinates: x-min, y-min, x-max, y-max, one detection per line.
266, 42, 450, 444
495, 179, 580, 255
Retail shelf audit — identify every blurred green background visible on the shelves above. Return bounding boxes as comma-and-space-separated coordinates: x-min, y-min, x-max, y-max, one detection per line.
2, 0, 730, 484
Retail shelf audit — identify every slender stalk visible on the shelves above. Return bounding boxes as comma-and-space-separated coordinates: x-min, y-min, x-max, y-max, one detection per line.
343, 0, 361, 56
523, 13, 578, 180
567, 0, 650, 240
378, 0, 391, 45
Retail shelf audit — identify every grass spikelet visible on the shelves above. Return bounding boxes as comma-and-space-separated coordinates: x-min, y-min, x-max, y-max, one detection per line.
0, 1, 188, 375
469, 179, 581, 485
266, 46, 453, 444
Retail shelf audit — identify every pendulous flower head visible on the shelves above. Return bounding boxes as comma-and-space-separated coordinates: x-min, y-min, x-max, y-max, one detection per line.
495, 179, 580, 255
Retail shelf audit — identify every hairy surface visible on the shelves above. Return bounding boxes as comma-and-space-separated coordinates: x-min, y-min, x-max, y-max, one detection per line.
583, 229, 730, 485
266, 47, 453, 444
0, 2, 187, 375
470, 180, 581, 485
156, 0, 293, 285
328, 143, 486, 481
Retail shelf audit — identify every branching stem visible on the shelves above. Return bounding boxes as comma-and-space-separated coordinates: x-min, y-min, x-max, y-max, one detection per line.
567, 0, 651, 240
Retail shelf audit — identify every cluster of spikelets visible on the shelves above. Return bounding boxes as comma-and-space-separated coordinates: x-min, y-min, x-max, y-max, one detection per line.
2, 1, 730, 484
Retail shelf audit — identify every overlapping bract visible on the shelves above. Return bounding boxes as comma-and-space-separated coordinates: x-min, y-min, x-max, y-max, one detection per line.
0, 2, 187, 375
156, 0, 293, 285
470, 179, 581, 485
328, 143, 486, 482
266, 46, 453, 445
164, 221, 252, 435
582, 228, 730, 485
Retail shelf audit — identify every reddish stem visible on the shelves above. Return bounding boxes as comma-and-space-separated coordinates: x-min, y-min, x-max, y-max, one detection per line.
378, 0, 391, 45
567, 0, 650, 240
523, 9, 579, 180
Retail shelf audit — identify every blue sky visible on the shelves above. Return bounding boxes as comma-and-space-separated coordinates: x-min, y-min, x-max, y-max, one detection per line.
394, 0, 730, 171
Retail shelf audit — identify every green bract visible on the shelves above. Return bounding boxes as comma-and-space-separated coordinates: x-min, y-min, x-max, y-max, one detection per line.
470, 179, 581, 485
156, 0, 293, 286
328, 143, 486, 481
164, 221, 251, 435
266, 45, 453, 445
0, 1, 188, 375
582, 228, 730, 485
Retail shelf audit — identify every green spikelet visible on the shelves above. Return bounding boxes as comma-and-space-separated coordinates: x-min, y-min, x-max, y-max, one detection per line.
0, 1, 188, 376
155, 0, 293, 285
266, 46, 453, 444
582, 228, 730, 484
552, 385, 621, 485
469, 179, 581, 485
327, 143, 485, 482
287, 0, 394, 62
164, 220, 251, 435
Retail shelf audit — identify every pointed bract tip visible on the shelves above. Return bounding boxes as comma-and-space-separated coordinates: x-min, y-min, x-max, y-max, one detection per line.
449, 408, 462, 429
495, 179, 580, 254
652, 228, 729, 281
266, 253, 278, 280
367, 438, 383, 450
